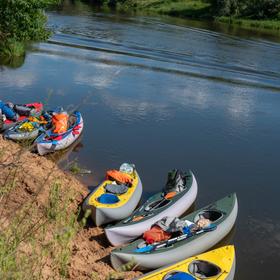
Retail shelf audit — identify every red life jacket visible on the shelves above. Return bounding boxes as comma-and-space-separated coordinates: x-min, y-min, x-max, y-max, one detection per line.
143, 225, 171, 244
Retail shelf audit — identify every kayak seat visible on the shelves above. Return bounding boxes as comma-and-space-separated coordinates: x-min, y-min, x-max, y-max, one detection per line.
188, 260, 221, 278
97, 193, 120, 204
105, 184, 128, 195
163, 271, 195, 280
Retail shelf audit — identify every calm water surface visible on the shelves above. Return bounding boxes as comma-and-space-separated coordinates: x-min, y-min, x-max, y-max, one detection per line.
1, 2, 280, 279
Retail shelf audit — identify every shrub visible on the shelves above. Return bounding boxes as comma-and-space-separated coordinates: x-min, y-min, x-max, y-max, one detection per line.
0, 0, 60, 58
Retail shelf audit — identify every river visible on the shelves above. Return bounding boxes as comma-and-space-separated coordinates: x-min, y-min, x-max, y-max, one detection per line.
1, 1, 280, 279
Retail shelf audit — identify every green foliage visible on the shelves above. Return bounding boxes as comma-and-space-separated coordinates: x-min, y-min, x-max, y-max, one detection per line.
209, 0, 280, 19
243, 0, 280, 19
0, 0, 60, 59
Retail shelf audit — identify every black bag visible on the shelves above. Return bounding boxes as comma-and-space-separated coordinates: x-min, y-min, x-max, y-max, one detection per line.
13, 105, 34, 116
164, 169, 186, 194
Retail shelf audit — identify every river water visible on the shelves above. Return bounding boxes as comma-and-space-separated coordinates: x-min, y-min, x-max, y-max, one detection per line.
1, 2, 280, 279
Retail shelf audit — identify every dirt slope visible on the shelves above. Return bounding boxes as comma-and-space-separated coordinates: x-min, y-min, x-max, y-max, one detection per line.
0, 137, 141, 280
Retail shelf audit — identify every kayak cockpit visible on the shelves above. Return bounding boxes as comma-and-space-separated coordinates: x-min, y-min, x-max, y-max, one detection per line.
188, 260, 222, 278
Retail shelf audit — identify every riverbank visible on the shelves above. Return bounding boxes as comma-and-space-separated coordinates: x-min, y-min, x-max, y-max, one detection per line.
0, 137, 140, 279
102, 0, 280, 32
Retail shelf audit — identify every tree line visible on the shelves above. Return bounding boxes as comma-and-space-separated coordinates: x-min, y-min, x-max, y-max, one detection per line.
209, 0, 280, 19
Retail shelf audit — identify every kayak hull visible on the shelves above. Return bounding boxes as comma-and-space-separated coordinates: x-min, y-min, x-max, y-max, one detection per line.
111, 193, 238, 271
1, 102, 43, 132
136, 245, 236, 280
83, 171, 143, 227
105, 171, 198, 246
4, 127, 40, 141
35, 111, 83, 155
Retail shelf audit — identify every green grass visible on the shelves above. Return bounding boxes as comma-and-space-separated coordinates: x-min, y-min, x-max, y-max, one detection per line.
0, 39, 25, 58
0, 178, 80, 279
101, 0, 280, 31
217, 16, 280, 31
114, 0, 211, 18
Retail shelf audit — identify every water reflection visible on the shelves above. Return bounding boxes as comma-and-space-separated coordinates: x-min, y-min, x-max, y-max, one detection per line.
1, 3, 280, 279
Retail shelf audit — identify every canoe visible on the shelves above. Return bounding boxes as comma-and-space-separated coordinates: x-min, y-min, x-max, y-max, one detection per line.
105, 170, 198, 246
34, 111, 83, 155
1, 102, 43, 132
110, 193, 238, 270
83, 166, 143, 226
136, 245, 235, 280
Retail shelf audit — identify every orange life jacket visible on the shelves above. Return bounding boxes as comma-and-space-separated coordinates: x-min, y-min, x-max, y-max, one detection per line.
106, 170, 133, 185
52, 112, 69, 134
143, 225, 171, 244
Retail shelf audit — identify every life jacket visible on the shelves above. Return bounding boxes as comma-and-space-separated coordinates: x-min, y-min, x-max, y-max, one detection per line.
52, 112, 69, 134
143, 225, 171, 244
106, 170, 133, 186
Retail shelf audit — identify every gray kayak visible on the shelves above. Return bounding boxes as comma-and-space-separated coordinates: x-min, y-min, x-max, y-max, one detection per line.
105, 170, 197, 246
83, 169, 143, 227
4, 122, 41, 141
111, 193, 238, 271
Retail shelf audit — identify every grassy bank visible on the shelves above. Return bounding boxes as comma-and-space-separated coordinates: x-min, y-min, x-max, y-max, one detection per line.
0, 137, 141, 279
217, 16, 280, 31
108, 0, 211, 18
102, 0, 280, 32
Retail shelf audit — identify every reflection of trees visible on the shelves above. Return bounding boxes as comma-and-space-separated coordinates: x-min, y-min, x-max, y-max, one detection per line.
0, 54, 25, 69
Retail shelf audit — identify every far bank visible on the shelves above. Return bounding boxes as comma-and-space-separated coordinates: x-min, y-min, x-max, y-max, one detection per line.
96, 0, 280, 32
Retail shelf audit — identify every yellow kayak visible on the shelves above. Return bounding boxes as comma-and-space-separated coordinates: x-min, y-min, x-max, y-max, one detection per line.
136, 245, 235, 280
82, 164, 142, 226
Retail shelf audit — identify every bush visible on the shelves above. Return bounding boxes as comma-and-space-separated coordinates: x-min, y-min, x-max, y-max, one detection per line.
208, 0, 280, 18
243, 0, 280, 19
0, 0, 60, 59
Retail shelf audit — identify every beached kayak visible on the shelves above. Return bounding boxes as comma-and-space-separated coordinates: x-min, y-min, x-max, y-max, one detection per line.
111, 193, 238, 270
34, 111, 83, 155
4, 114, 51, 142
83, 165, 143, 226
136, 245, 235, 280
1, 102, 43, 132
105, 170, 198, 246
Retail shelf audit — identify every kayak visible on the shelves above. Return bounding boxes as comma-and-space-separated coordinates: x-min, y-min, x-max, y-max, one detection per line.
105, 170, 198, 246
110, 193, 238, 270
34, 111, 83, 155
4, 115, 51, 142
83, 165, 143, 226
136, 245, 235, 280
1, 102, 43, 132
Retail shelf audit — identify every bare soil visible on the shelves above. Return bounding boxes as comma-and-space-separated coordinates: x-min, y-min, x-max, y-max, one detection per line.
0, 137, 141, 280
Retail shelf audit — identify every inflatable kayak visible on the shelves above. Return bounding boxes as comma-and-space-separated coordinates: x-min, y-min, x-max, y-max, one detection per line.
136, 245, 235, 280
105, 170, 198, 246
83, 164, 143, 226
111, 193, 238, 270
4, 114, 51, 142
34, 111, 83, 155
0, 102, 43, 132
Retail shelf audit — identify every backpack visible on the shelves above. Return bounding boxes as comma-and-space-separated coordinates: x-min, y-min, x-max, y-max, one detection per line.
164, 169, 186, 194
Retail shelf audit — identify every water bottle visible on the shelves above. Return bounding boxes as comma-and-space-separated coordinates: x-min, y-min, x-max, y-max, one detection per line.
119, 163, 134, 174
